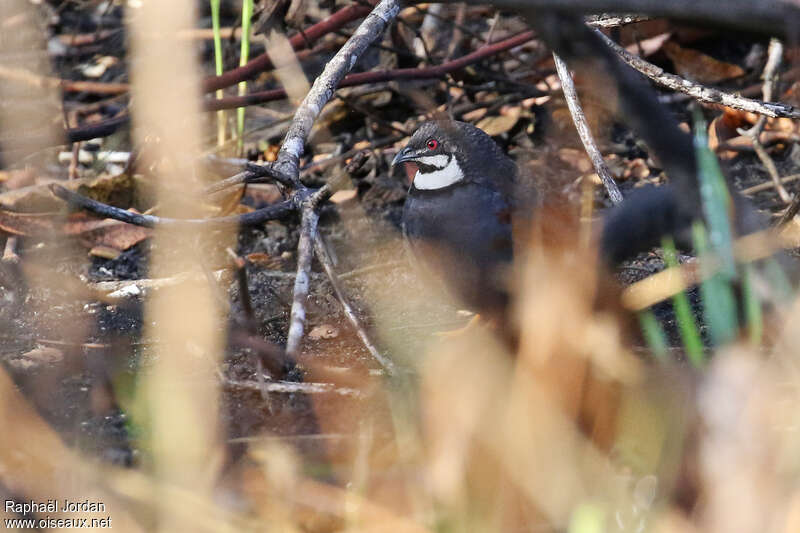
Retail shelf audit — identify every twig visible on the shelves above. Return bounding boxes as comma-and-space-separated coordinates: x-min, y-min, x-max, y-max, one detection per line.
778, 195, 800, 227
585, 14, 650, 27
222, 377, 365, 397
274, 0, 401, 183
49, 183, 295, 228
285, 205, 319, 356
749, 138, 791, 204
313, 235, 395, 374
740, 173, 800, 196
553, 52, 623, 204
338, 260, 405, 281
275, 0, 401, 356
202, 30, 536, 112
202, 2, 374, 93
227, 248, 256, 331
595, 29, 800, 120
446, 0, 800, 39
739, 39, 791, 204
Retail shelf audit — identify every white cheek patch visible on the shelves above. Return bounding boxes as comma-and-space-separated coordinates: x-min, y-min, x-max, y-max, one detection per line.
413, 156, 464, 190
415, 154, 450, 168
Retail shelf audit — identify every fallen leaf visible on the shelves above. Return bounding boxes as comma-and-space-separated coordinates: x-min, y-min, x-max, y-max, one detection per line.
557, 148, 593, 174
663, 41, 745, 84
624, 158, 651, 180
21, 345, 63, 364
79, 222, 151, 251
330, 189, 358, 204
309, 324, 340, 340
0, 210, 56, 235
89, 246, 122, 260
476, 106, 521, 136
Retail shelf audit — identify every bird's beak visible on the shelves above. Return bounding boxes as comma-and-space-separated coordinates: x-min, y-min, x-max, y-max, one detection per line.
391, 146, 418, 168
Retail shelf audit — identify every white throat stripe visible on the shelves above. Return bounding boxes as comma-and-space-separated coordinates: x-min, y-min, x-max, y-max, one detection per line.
413, 156, 464, 190
416, 154, 449, 168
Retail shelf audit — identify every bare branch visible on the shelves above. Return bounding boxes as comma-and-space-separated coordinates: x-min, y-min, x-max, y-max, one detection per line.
596, 29, 800, 120
441, 0, 800, 38
553, 53, 623, 204
739, 39, 791, 204
285, 205, 319, 356
273, 0, 401, 185
49, 184, 295, 228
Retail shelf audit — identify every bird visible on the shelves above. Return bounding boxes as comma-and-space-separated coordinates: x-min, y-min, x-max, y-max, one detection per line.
391, 120, 523, 322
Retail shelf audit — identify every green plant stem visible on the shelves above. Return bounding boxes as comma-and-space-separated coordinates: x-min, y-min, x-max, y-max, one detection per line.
662, 237, 705, 367
210, 0, 226, 146
237, 0, 254, 155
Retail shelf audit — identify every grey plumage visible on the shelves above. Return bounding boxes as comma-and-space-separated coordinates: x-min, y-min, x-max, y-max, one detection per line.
395, 120, 520, 316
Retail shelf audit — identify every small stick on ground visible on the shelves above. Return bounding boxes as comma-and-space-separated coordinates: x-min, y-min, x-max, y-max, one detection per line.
739, 39, 791, 204
313, 235, 395, 374
285, 205, 319, 356
553, 52, 623, 204
741, 173, 800, 196
227, 247, 256, 332
596, 29, 800, 119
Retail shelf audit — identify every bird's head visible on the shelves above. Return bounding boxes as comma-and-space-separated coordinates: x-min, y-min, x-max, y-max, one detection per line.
392, 120, 508, 191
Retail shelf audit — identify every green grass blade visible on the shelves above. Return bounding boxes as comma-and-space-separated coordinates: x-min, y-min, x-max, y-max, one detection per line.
662, 237, 705, 367
210, 0, 226, 146
692, 108, 736, 278
237, 0, 254, 154
742, 263, 763, 345
692, 222, 738, 346
638, 311, 669, 361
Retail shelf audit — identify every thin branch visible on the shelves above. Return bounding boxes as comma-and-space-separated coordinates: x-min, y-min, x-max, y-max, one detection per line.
740, 173, 800, 196
273, 0, 401, 183
313, 235, 395, 374
442, 0, 800, 39
739, 39, 791, 204
203, 30, 536, 112
202, 2, 374, 93
553, 52, 623, 204
285, 205, 319, 356
49, 184, 295, 228
595, 29, 800, 120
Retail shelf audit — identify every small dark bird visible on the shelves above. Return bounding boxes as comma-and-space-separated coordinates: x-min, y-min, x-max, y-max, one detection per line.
392, 120, 521, 320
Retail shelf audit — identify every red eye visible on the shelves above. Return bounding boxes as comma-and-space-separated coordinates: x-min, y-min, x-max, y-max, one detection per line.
426, 138, 439, 150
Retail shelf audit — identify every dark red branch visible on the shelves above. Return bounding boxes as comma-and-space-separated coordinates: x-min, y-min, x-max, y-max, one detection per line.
201, 2, 374, 93
203, 30, 535, 112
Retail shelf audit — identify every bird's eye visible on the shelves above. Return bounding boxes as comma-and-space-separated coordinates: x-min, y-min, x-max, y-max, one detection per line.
426, 138, 439, 150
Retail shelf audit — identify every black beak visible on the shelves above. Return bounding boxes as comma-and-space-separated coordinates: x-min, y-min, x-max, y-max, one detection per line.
391, 146, 418, 168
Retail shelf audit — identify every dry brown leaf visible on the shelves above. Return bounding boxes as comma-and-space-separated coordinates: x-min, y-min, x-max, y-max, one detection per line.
461, 108, 488, 122
624, 158, 651, 180
309, 324, 340, 340
330, 189, 358, 204
623, 32, 671, 57
476, 107, 521, 136
0, 210, 56, 235
79, 223, 151, 251
246, 252, 285, 270
708, 109, 751, 159
89, 245, 122, 260
21, 345, 63, 364
557, 148, 593, 174
663, 41, 745, 84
